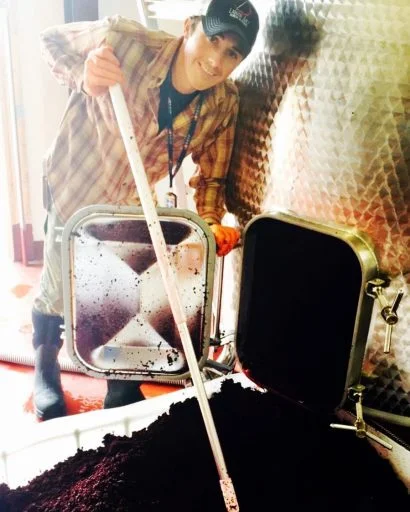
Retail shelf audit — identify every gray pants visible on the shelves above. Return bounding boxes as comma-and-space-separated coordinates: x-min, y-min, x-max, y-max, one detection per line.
33, 206, 65, 316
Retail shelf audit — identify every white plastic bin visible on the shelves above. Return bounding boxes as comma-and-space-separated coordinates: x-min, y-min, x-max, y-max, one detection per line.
0, 374, 255, 489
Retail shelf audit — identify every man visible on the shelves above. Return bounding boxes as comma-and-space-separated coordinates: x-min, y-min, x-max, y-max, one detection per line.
33, 0, 260, 420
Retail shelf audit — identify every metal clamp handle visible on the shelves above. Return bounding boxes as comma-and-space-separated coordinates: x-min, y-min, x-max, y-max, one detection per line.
366, 279, 404, 353
330, 385, 393, 450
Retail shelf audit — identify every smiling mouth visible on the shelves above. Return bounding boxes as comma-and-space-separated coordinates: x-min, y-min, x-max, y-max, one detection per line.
200, 63, 217, 77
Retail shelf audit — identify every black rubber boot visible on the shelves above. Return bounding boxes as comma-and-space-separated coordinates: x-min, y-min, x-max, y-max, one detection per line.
104, 380, 145, 409
32, 310, 67, 421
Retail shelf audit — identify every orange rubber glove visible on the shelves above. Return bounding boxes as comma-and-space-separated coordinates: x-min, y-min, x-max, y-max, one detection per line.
210, 224, 241, 257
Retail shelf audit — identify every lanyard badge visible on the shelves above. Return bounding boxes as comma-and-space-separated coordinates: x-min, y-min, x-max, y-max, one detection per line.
164, 86, 204, 208
165, 190, 178, 208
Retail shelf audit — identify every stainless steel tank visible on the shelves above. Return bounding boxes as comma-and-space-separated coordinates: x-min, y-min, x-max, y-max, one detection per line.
224, 0, 410, 422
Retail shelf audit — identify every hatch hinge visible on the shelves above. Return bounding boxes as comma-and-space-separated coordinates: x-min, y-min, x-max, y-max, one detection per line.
365, 278, 404, 354
330, 384, 393, 450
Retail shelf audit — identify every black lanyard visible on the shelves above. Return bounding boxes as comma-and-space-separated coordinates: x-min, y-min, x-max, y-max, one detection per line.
166, 88, 204, 189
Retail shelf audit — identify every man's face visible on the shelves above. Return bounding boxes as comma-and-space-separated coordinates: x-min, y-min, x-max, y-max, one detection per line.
181, 19, 244, 91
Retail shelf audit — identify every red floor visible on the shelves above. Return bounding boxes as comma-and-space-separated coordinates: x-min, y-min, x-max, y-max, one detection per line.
0, 257, 182, 442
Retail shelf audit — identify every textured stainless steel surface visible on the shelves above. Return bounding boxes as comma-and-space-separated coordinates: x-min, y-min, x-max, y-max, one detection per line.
224, 0, 410, 420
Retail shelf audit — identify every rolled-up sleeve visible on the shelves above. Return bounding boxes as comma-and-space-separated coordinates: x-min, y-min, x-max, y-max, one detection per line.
39, 17, 115, 92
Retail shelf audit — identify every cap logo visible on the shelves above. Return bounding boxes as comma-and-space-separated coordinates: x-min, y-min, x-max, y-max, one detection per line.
228, 1, 252, 27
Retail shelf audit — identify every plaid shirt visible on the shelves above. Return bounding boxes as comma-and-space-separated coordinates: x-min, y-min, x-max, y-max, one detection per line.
40, 15, 239, 225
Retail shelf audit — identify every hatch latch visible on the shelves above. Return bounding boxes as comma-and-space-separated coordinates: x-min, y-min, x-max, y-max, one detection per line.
330, 385, 393, 450
365, 278, 404, 354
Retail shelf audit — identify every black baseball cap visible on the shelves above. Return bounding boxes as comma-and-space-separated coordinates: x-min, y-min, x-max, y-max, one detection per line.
202, 0, 260, 57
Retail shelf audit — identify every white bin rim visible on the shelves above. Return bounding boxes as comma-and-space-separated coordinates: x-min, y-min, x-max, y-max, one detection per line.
1, 373, 257, 489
